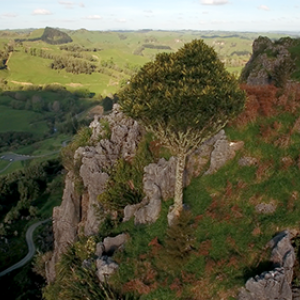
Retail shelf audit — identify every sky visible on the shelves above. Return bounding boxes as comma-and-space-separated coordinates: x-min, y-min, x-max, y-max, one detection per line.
0, 0, 299, 32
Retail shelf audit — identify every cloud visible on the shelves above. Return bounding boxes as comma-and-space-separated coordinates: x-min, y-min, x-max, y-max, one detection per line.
258, 5, 270, 11
144, 10, 153, 13
201, 0, 228, 5
116, 18, 127, 23
32, 9, 52, 15
1, 13, 17, 18
59, 1, 85, 9
85, 15, 102, 20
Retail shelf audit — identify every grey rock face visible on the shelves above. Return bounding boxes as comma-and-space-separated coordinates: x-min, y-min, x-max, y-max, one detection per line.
241, 36, 296, 86
238, 156, 259, 167
94, 233, 128, 283
96, 256, 119, 282
205, 130, 243, 175
255, 202, 277, 214
123, 157, 177, 225
95, 242, 104, 257
126, 130, 243, 225
103, 233, 128, 255
238, 230, 296, 300
46, 104, 142, 283
239, 268, 292, 300
45, 173, 81, 283
77, 104, 142, 236
133, 157, 176, 225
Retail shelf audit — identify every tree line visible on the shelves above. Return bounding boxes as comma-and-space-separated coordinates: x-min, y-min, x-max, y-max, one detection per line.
24, 47, 137, 76
60, 44, 102, 52
0, 159, 62, 232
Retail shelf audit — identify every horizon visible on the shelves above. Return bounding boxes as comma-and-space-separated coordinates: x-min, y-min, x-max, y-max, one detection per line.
3, 27, 300, 35
1, 0, 299, 32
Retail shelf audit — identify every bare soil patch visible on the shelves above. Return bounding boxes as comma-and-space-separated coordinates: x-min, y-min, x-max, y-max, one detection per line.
67, 83, 83, 87
11, 80, 33, 86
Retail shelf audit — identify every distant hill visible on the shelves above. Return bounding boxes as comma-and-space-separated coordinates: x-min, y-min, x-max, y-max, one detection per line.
41, 27, 72, 45
14, 27, 72, 45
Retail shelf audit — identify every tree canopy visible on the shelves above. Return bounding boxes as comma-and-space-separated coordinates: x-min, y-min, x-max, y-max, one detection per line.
119, 39, 246, 220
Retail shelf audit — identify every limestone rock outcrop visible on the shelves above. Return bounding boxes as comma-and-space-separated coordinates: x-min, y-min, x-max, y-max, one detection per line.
46, 104, 142, 283
238, 230, 297, 300
124, 129, 243, 225
240, 36, 297, 87
96, 256, 119, 283
45, 172, 81, 283
123, 157, 176, 224
94, 234, 128, 283
46, 104, 244, 283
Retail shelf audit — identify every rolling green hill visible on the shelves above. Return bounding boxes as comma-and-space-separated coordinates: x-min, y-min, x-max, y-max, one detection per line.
0, 28, 296, 96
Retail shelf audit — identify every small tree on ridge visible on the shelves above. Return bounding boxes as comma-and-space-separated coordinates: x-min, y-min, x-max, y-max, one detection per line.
119, 39, 246, 219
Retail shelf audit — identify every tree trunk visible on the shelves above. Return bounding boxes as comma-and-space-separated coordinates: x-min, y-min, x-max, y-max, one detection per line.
174, 151, 186, 211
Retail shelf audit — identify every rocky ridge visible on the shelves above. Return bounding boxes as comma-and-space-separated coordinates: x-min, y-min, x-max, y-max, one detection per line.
238, 230, 299, 300
46, 104, 243, 283
240, 36, 298, 87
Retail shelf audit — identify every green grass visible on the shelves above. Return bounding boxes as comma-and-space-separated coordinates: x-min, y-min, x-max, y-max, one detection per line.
0, 105, 48, 134
105, 89, 300, 299
1, 29, 294, 97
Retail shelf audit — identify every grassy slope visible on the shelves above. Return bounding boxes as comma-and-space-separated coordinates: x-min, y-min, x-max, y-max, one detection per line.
0, 105, 48, 134
43, 84, 300, 300
100, 83, 300, 300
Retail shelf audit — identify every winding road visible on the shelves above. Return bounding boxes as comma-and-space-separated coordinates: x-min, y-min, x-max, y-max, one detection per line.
0, 219, 51, 277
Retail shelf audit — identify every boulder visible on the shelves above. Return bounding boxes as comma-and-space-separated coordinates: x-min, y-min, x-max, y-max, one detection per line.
96, 256, 119, 282
133, 157, 176, 225
198, 129, 243, 175
238, 230, 296, 300
239, 156, 259, 167
239, 268, 292, 300
255, 202, 277, 214
103, 233, 128, 255
95, 242, 104, 257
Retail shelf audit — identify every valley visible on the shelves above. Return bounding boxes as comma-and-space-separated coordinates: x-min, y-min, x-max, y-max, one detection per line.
1, 27, 300, 300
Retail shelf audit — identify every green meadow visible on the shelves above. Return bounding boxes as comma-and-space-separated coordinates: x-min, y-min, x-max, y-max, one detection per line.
1, 29, 295, 96
0, 105, 48, 134
0, 28, 296, 175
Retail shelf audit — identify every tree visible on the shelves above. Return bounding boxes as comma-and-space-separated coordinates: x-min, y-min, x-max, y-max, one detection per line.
119, 39, 246, 218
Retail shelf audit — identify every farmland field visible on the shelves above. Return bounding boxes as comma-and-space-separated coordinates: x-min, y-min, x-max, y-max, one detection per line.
0, 28, 298, 174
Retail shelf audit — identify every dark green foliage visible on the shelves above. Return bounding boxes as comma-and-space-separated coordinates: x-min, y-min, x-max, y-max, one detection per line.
98, 133, 153, 215
60, 126, 92, 173
0, 47, 9, 70
98, 158, 143, 212
0, 159, 62, 225
120, 39, 245, 208
0, 87, 99, 151
0, 131, 36, 148
41, 27, 73, 45
43, 241, 137, 300
60, 44, 102, 52
120, 39, 245, 137
50, 56, 96, 74
142, 44, 172, 50
158, 210, 195, 273
289, 39, 300, 81
43, 246, 105, 300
